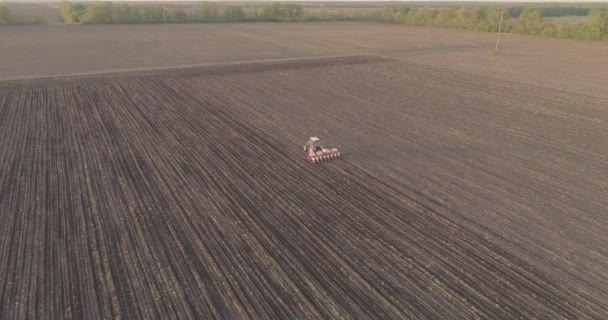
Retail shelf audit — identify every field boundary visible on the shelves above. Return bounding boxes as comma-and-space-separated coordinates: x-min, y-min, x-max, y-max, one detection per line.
0, 55, 394, 88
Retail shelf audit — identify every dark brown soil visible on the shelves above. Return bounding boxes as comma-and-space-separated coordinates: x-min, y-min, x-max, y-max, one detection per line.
1, 55, 606, 319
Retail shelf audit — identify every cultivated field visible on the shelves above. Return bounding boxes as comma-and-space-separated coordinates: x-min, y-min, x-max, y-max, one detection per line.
2, 22, 608, 97
1, 23, 607, 319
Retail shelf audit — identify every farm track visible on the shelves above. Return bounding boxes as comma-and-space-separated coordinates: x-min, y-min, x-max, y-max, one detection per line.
0, 57, 607, 319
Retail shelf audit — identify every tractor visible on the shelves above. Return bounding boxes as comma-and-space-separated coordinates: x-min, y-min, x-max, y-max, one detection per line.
303, 137, 341, 164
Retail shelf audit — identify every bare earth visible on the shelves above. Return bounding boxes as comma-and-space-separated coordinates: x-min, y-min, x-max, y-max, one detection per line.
0, 22, 607, 319
2, 22, 608, 98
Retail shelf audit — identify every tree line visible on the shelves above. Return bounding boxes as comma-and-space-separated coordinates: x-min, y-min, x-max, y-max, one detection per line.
59, 2, 304, 24
0, 5, 14, 25
374, 6, 608, 41
508, 6, 590, 18
5, 1, 608, 41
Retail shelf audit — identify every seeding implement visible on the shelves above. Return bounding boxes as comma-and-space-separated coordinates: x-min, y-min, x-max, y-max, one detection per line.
303, 137, 341, 164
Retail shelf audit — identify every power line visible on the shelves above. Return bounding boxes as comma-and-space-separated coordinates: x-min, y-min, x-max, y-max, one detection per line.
495, 10, 504, 55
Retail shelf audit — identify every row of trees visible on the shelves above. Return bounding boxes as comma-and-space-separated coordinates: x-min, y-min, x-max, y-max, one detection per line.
12, 1, 608, 41
375, 6, 608, 41
258, 2, 303, 21
508, 6, 590, 18
0, 5, 14, 25
59, 2, 304, 24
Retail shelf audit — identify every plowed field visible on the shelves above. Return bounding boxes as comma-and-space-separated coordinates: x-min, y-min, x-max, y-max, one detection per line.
1, 29, 607, 319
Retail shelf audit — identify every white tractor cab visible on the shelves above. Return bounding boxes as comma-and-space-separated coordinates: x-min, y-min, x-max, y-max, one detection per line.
303, 137, 323, 153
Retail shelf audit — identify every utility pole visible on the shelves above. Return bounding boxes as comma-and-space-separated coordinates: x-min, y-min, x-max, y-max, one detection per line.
494, 10, 504, 55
